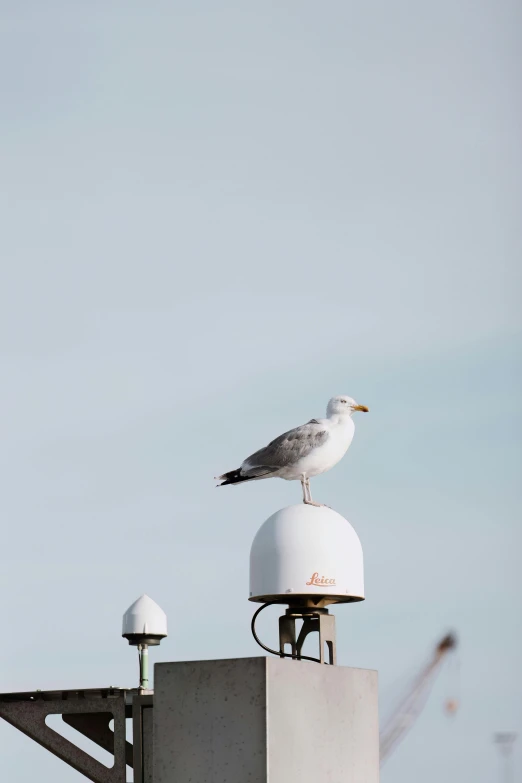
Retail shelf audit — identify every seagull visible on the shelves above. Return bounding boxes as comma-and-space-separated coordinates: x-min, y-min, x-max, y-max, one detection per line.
216, 396, 369, 506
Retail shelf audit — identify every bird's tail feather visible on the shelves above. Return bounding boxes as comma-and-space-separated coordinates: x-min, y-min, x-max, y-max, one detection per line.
215, 466, 277, 486
215, 468, 252, 486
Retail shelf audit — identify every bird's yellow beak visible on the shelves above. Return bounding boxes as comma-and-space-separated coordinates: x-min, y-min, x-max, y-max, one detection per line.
353, 404, 369, 412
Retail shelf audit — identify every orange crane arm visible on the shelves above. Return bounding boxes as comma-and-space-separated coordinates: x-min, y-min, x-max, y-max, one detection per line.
380, 633, 457, 766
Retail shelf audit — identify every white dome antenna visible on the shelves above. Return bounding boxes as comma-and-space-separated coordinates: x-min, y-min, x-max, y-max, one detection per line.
249, 505, 364, 664
122, 594, 167, 690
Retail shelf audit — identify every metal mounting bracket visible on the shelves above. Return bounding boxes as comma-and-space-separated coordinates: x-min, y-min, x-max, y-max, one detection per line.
279, 608, 337, 664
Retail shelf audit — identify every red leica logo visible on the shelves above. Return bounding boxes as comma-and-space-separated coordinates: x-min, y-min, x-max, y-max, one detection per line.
306, 572, 336, 587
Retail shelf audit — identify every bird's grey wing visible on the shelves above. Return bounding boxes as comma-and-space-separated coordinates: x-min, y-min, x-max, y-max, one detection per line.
242, 421, 329, 471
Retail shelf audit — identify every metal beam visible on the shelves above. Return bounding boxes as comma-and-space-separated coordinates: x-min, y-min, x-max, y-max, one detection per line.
132, 695, 153, 783
0, 688, 130, 783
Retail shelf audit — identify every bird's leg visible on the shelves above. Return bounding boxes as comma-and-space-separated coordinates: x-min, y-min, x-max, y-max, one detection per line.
300, 477, 308, 503
303, 478, 324, 507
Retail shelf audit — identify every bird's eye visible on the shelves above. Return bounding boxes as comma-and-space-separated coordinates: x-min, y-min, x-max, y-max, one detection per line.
341, 399, 347, 403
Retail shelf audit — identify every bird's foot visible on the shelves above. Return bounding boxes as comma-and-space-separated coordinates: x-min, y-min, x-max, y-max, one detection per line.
303, 499, 329, 508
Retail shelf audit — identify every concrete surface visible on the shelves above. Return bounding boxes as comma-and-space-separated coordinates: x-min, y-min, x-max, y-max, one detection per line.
154, 656, 378, 783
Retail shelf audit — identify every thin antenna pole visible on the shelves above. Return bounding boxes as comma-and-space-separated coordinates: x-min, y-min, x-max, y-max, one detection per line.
494, 733, 517, 783
138, 644, 149, 690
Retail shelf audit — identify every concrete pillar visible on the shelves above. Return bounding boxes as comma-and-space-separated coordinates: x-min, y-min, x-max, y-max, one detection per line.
154, 656, 379, 783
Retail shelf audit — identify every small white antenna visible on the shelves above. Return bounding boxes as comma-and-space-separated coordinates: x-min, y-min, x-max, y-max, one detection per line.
122, 595, 167, 691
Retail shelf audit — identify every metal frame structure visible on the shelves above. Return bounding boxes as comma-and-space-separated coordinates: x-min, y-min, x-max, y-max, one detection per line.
0, 687, 153, 783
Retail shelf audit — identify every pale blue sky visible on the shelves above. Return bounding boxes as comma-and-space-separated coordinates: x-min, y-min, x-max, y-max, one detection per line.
0, 2, 521, 781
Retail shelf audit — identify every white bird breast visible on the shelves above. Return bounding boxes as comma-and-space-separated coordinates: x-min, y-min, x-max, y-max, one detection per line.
280, 419, 355, 480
